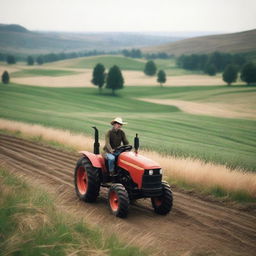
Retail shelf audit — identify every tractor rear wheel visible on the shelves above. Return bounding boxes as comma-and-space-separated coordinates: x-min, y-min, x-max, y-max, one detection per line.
108, 184, 129, 218
151, 181, 173, 215
74, 157, 100, 202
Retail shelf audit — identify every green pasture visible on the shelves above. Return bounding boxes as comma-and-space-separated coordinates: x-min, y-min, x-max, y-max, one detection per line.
11, 69, 79, 77
53, 55, 146, 70
154, 58, 202, 76
0, 83, 255, 172
126, 85, 256, 103
48, 55, 198, 75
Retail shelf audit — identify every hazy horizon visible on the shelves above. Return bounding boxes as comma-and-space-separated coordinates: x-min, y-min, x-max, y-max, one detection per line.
0, 0, 255, 33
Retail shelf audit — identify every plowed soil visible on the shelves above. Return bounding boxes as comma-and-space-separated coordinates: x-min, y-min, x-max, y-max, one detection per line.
0, 134, 255, 256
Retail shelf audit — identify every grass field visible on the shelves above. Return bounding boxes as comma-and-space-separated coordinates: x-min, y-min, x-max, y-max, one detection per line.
47, 55, 198, 76
154, 58, 201, 76
0, 83, 255, 172
0, 167, 145, 256
50, 55, 146, 70
1, 56, 229, 88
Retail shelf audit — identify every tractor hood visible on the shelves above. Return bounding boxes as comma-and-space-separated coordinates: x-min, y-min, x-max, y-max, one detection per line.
117, 151, 161, 189
118, 151, 161, 171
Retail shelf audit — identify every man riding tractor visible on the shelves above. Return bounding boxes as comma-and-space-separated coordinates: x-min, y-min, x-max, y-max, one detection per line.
103, 117, 129, 176
74, 117, 173, 218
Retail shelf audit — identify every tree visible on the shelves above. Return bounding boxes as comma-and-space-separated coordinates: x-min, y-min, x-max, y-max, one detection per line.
36, 56, 44, 65
122, 49, 142, 58
222, 64, 238, 85
2, 71, 10, 84
144, 60, 157, 76
27, 56, 34, 65
204, 63, 217, 76
157, 70, 166, 87
0, 53, 6, 61
6, 55, 16, 64
208, 52, 228, 72
106, 65, 124, 95
240, 62, 256, 85
91, 63, 106, 92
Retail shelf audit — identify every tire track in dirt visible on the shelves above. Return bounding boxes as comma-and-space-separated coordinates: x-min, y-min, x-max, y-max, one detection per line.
0, 133, 256, 256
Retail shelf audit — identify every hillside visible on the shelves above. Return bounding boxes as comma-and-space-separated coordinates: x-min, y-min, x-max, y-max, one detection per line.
0, 24, 29, 33
0, 24, 182, 55
143, 29, 256, 56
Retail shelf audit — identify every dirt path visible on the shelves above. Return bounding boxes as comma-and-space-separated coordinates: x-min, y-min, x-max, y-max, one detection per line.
0, 134, 255, 256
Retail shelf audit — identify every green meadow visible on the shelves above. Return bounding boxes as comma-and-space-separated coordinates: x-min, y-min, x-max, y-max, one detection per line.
48, 55, 198, 75
54, 55, 145, 70
0, 83, 255, 172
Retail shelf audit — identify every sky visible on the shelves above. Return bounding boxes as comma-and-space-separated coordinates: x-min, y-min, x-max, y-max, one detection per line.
0, 0, 256, 33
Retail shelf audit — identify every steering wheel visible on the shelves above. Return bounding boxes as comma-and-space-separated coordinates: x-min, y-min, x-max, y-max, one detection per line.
115, 145, 132, 153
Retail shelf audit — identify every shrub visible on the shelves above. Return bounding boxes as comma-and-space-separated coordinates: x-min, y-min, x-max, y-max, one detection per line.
6, 55, 16, 64
204, 63, 217, 76
106, 65, 124, 95
36, 56, 44, 65
27, 56, 34, 65
240, 62, 256, 85
222, 64, 238, 85
144, 60, 157, 76
2, 71, 10, 84
157, 70, 166, 86
91, 63, 106, 92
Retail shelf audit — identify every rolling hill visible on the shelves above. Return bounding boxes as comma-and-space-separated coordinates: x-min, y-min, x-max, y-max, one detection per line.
0, 24, 182, 55
143, 29, 256, 56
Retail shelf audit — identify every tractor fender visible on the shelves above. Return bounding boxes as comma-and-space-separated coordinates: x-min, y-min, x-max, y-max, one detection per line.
79, 151, 102, 168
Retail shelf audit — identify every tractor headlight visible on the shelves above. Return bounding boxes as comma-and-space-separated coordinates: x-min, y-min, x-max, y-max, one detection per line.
149, 170, 154, 175
159, 169, 163, 175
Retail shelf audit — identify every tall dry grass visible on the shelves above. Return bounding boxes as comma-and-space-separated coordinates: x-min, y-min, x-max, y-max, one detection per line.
0, 118, 94, 151
1, 118, 255, 197
143, 150, 256, 197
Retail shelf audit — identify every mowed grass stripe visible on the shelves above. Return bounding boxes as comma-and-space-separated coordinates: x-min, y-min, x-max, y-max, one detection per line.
131, 117, 255, 160
0, 83, 255, 171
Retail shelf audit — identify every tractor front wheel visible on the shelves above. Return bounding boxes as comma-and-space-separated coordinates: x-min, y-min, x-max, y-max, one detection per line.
108, 184, 130, 218
151, 181, 173, 215
74, 157, 100, 202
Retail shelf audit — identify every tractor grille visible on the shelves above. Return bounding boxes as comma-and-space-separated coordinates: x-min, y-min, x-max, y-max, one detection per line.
142, 169, 162, 190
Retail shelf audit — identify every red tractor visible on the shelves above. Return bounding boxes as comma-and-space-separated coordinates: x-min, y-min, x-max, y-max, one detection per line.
74, 127, 173, 218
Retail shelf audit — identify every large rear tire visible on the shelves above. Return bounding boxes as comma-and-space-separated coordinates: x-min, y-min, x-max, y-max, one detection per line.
151, 181, 173, 215
108, 184, 130, 218
74, 157, 100, 202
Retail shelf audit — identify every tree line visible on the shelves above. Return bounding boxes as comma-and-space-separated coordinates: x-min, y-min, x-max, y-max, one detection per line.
122, 49, 173, 59
2, 49, 255, 86
1, 48, 173, 66
176, 52, 247, 75
1, 50, 109, 65
176, 51, 256, 85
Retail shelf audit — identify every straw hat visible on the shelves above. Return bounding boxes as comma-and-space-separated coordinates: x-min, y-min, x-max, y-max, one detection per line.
111, 117, 127, 125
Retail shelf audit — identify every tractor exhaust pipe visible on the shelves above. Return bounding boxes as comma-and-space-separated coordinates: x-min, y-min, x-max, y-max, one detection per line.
92, 126, 100, 154
134, 133, 139, 154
